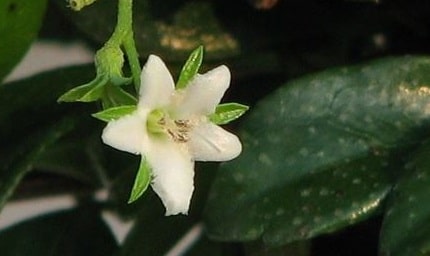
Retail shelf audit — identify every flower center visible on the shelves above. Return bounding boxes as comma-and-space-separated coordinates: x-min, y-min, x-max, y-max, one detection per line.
147, 109, 191, 143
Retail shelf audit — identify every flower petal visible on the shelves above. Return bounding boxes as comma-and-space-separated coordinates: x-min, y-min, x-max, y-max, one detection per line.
175, 65, 231, 118
146, 137, 194, 215
188, 121, 242, 162
101, 110, 148, 154
139, 55, 175, 109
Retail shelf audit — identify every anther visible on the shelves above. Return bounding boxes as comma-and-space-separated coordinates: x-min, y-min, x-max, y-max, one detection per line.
174, 120, 189, 128
158, 117, 166, 125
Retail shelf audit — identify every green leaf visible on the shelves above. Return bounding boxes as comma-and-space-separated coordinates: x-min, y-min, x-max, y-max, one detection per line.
57, 75, 107, 102
0, 65, 96, 204
176, 46, 204, 89
92, 105, 137, 122
128, 157, 151, 203
34, 131, 105, 187
209, 103, 249, 125
0, 207, 117, 255
0, 64, 94, 124
0, 0, 48, 82
379, 140, 430, 256
58, 75, 137, 108
0, 118, 76, 211
204, 56, 430, 246
242, 241, 311, 256
101, 83, 137, 109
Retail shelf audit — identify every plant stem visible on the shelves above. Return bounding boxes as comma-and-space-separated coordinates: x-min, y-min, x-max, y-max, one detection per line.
108, 0, 132, 44
104, 0, 141, 90
123, 33, 141, 91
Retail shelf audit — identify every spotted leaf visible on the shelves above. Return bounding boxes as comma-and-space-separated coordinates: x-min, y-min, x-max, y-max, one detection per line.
379, 140, 430, 256
204, 56, 430, 246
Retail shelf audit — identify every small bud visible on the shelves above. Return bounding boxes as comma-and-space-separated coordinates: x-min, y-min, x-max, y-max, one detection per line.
68, 0, 97, 11
95, 46, 131, 86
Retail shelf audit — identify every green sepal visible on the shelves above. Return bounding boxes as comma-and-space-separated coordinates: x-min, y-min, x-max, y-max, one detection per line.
209, 103, 249, 125
101, 83, 137, 109
95, 45, 132, 86
57, 75, 107, 102
92, 105, 137, 122
128, 157, 152, 204
176, 46, 204, 89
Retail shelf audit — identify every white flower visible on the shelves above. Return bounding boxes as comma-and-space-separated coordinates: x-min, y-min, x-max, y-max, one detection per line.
101, 55, 242, 215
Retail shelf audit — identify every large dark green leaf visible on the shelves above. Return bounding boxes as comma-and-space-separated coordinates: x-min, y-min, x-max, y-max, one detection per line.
379, 140, 430, 256
56, 0, 239, 61
0, 65, 100, 206
34, 133, 105, 186
0, 0, 47, 81
242, 241, 311, 256
204, 56, 430, 246
0, 117, 75, 211
0, 207, 118, 255
0, 64, 94, 137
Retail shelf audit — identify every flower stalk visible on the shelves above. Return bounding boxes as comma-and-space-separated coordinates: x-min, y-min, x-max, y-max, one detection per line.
59, 0, 141, 105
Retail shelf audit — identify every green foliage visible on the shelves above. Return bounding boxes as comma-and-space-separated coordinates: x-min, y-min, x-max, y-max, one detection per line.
0, 118, 76, 211
101, 83, 137, 109
92, 105, 137, 122
379, 140, 430, 256
128, 157, 152, 203
204, 56, 430, 246
58, 55, 136, 106
0, 65, 95, 209
209, 103, 249, 125
58, 75, 107, 102
34, 134, 105, 186
176, 46, 204, 89
0, 0, 47, 82
0, 207, 117, 255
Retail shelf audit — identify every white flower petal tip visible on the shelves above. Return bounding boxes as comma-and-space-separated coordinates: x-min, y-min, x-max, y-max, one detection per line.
176, 65, 232, 118
158, 188, 192, 216
139, 55, 175, 108
146, 138, 195, 216
152, 171, 195, 215
202, 65, 231, 88
151, 171, 195, 216
189, 122, 242, 162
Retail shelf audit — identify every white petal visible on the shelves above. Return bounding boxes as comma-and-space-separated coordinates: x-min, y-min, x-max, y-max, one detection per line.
101, 110, 148, 155
139, 55, 175, 109
175, 65, 231, 119
146, 138, 194, 215
188, 121, 242, 162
